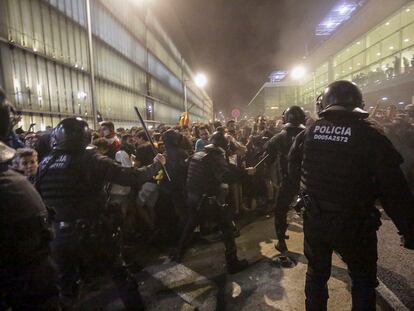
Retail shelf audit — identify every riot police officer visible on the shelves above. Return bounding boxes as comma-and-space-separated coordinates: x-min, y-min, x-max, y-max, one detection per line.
36, 117, 165, 310
266, 105, 306, 253
288, 81, 414, 311
0, 88, 60, 310
174, 130, 255, 274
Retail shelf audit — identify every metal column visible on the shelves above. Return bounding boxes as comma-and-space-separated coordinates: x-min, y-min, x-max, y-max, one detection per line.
86, 0, 97, 129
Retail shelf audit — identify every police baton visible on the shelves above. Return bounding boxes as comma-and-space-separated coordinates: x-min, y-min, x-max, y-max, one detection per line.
254, 154, 270, 169
134, 107, 171, 182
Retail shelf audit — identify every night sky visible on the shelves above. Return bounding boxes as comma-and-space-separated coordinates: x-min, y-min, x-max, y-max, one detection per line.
152, 0, 336, 115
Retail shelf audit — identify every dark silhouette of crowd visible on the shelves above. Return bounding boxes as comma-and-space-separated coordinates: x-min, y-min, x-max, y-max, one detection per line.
352, 54, 414, 87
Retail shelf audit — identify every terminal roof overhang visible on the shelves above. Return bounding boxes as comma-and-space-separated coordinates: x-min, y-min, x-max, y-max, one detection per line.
248, 81, 301, 107
306, 0, 411, 70
315, 0, 365, 37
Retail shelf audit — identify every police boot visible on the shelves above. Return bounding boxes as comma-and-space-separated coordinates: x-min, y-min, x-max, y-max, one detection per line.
275, 239, 288, 254
226, 258, 249, 274
169, 248, 183, 263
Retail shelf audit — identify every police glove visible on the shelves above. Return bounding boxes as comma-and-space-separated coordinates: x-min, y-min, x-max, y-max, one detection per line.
153, 153, 166, 166
245, 167, 256, 176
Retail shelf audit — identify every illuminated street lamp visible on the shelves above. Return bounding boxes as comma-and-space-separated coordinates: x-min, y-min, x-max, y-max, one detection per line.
194, 73, 208, 88
291, 64, 317, 113
291, 65, 307, 80
184, 73, 208, 113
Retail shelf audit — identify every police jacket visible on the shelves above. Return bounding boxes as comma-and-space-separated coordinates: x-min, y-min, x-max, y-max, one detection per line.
186, 144, 245, 196
161, 146, 188, 193
266, 125, 305, 179
0, 151, 51, 267
37, 149, 161, 222
288, 112, 414, 239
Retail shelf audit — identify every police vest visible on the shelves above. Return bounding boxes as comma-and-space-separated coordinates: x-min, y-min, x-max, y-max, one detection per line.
301, 118, 376, 205
279, 127, 304, 177
186, 149, 222, 196
37, 150, 105, 221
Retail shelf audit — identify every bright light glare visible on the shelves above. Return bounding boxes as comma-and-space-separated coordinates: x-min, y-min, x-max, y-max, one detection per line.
338, 5, 350, 14
382, 97, 388, 101
77, 91, 87, 100
291, 66, 307, 80
194, 73, 207, 88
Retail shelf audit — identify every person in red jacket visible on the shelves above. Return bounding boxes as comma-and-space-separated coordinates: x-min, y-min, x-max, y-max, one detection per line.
100, 121, 121, 159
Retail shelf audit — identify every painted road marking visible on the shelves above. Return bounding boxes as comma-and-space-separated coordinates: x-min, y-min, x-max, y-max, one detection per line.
144, 261, 217, 311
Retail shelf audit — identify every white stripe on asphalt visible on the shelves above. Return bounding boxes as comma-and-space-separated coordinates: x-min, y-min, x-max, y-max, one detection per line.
376, 279, 410, 311
144, 260, 217, 311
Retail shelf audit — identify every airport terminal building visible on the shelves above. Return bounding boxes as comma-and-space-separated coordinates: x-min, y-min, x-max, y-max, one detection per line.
249, 0, 414, 117
0, 0, 213, 130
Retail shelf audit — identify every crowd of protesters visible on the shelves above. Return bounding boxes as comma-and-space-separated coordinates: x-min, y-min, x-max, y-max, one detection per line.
8, 103, 414, 247
368, 103, 414, 188
6, 113, 287, 254
3, 88, 414, 309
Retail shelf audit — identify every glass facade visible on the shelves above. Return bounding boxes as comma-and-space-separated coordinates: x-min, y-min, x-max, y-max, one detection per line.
300, 62, 329, 108
264, 84, 299, 115
248, 82, 301, 117
334, 2, 414, 87
300, 2, 414, 105
258, 2, 414, 117
0, 0, 213, 131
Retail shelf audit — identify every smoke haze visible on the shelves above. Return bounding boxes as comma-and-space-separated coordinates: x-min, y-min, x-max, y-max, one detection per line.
152, 0, 336, 114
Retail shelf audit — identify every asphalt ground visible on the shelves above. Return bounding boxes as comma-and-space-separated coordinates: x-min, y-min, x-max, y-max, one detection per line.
75, 212, 389, 310
377, 210, 414, 310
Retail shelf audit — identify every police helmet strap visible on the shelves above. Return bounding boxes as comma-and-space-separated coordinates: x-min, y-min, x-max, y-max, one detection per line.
316, 94, 324, 114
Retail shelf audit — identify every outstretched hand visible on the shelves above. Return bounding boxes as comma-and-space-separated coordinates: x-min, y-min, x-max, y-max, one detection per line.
153, 153, 166, 166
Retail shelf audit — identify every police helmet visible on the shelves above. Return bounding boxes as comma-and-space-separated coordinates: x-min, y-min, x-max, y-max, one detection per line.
282, 105, 306, 126
317, 80, 368, 117
209, 130, 228, 150
52, 117, 91, 151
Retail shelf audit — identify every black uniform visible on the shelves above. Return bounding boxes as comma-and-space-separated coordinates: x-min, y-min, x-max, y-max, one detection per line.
176, 144, 246, 271
266, 125, 304, 245
0, 144, 59, 311
289, 115, 414, 311
37, 148, 161, 310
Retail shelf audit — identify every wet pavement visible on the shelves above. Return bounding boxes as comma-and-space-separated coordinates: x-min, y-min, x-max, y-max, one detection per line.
377, 210, 414, 310
76, 212, 388, 310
